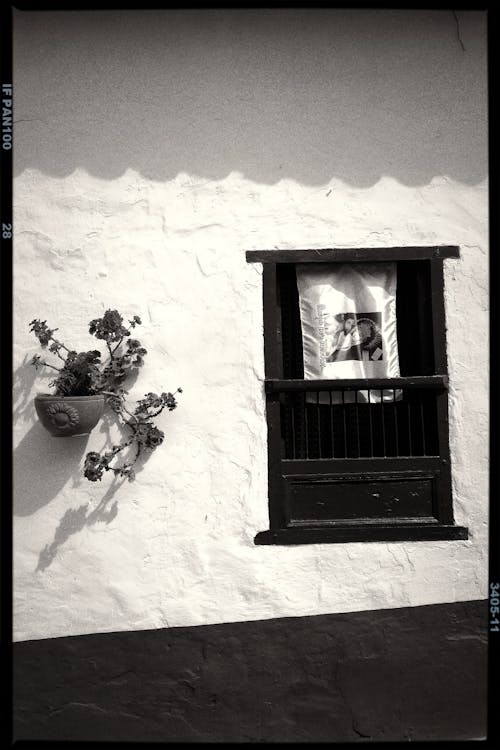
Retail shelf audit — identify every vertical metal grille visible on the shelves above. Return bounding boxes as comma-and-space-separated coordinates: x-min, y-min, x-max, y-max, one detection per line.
281, 387, 439, 459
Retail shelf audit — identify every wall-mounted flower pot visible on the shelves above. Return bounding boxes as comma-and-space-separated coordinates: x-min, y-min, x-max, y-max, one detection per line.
34, 394, 105, 437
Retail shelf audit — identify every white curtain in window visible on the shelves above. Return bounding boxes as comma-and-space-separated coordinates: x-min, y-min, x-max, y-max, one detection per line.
296, 262, 400, 403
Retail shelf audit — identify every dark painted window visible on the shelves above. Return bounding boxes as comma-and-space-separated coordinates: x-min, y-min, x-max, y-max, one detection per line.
246, 247, 468, 545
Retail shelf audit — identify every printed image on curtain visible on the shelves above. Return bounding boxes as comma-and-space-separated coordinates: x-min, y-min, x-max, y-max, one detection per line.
296, 262, 401, 403
327, 312, 382, 363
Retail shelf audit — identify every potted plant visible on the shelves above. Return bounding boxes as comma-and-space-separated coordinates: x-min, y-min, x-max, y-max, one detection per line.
29, 309, 181, 482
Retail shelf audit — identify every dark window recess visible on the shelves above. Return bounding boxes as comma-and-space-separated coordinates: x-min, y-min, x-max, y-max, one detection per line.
246, 247, 468, 545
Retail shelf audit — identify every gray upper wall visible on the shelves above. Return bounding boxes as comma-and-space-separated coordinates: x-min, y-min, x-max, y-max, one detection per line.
13, 8, 487, 186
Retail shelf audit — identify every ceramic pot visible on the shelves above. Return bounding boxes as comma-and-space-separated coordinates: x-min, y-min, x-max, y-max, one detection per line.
34, 394, 105, 437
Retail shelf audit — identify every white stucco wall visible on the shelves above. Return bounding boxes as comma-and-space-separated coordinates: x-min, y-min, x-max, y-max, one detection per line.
13, 9, 488, 642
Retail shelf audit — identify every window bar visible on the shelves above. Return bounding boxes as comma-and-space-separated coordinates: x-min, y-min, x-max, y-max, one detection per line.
419, 397, 426, 456
355, 389, 361, 458
393, 388, 399, 457
380, 389, 386, 457
291, 396, 296, 460
304, 399, 309, 459
316, 391, 322, 459
368, 388, 374, 458
342, 389, 347, 458
407, 396, 413, 456
329, 390, 335, 458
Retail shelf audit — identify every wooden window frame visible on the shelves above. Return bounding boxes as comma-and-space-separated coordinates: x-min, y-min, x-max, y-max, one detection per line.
246, 247, 468, 545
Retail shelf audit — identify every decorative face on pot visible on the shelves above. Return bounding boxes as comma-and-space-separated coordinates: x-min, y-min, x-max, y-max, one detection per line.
46, 402, 80, 432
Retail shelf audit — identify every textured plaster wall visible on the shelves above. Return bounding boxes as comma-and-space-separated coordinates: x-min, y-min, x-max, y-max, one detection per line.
13, 9, 488, 642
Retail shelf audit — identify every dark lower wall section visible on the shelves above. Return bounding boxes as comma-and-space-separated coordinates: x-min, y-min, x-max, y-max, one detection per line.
14, 600, 487, 743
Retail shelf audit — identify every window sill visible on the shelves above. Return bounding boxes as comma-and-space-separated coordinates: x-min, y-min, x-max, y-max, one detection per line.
254, 524, 469, 545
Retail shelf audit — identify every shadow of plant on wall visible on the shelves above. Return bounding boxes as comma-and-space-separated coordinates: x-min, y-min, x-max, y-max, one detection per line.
14, 361, 84, 516
13, 356, 44, 422
13, 361, 152, 519
36, 485, 119, 572
34, 405, 159, 571
14, 423, 90, 517
14, 358, 97, 515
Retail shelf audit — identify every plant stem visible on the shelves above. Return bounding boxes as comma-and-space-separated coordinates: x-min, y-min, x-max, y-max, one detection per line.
40, 360, 62, 372
111, 436, 134, 456
122, 405, 140, 423
147, 405, 168, 418
101, 390, 141, 425
49, 334, 71, 354
111, 337, 124, 356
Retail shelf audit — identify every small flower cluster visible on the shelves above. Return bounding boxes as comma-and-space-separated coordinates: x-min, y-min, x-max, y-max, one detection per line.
88, 310, 141, 344
134, 422, 165, 449
125, 338, 147, 368
30, 354, 43, 369
84, 449, 136, 483
105, 390, 126, 413
29, 319, 58, 348
135, 390, 182, 418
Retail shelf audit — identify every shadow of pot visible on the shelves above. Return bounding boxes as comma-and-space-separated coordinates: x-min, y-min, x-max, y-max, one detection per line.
34, 394, 105, 437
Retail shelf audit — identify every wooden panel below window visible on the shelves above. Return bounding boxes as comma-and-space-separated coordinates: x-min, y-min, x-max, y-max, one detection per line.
283, 472, 435, 525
